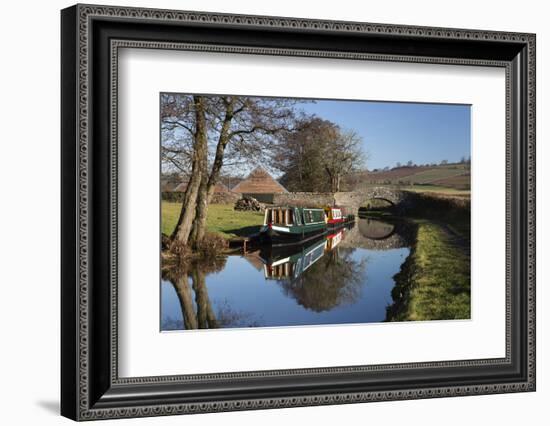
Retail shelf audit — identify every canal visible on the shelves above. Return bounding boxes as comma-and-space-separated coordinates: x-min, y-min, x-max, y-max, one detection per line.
160, 217, 419, 331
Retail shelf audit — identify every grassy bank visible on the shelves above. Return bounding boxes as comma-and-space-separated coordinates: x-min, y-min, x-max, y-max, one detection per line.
401, 191, 471, 241
387, 221, 470, 321
162, 201, 264, 239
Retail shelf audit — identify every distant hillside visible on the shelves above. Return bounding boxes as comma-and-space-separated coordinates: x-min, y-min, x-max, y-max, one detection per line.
345, 163, 470, 191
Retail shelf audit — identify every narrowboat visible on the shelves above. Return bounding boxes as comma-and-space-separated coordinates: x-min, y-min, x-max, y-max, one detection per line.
259, 206, 327, 246
323, 205, 345, 226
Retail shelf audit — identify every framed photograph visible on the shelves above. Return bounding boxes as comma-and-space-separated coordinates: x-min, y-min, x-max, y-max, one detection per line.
61, 4, 536, 421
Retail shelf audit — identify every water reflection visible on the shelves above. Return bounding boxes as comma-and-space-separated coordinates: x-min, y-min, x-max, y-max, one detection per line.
358, 218, 395, 240
161, 219, 413, 331
161, 258, 225, 330
258, 230, 366, 312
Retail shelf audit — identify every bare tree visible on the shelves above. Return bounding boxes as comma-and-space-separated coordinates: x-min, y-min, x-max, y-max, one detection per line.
274, 118, 366, 192
321, 129, 366, 192
162, 94, 297, 250
273, 117, 336, 192
169, 95, 209, 247
160, 94, 196, 177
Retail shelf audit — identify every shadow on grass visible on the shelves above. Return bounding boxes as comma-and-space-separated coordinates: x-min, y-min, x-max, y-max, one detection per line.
225, 225, 261, 238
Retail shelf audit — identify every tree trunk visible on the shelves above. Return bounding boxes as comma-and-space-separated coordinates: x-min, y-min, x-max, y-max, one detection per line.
189, 173, 209, 249
170, 96, 208, 248
189, 151, 228, 247
169, 168, 201, 247
189, 100, 235, 249
326, 167, 338, 193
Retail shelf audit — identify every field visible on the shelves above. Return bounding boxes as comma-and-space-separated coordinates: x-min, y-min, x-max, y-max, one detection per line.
402, 166, 467, 184
352, 163, 471, 192
430, 174, 470, 190
162, 202, 265, 239
403, 185, 471, 195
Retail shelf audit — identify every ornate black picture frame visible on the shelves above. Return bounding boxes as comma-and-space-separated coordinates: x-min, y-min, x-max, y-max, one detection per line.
61, 4, 536, 421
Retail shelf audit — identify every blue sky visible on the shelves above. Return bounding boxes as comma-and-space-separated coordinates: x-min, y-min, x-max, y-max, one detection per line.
297, 99, 471, 170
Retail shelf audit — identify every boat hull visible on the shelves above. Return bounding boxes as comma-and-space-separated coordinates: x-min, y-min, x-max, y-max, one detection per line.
259, 233, 327, 264
259, 224, 326, 246
327, 217, 354, 229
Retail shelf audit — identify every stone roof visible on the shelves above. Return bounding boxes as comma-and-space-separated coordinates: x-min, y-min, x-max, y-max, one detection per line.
231, 167, 288, 194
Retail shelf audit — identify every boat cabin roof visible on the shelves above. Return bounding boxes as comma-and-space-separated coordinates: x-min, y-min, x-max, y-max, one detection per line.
266, 206, 325, 211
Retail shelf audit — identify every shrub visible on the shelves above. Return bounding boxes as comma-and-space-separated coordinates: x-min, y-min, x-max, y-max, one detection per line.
196, 232, 228, 256
162, 191, 185, 202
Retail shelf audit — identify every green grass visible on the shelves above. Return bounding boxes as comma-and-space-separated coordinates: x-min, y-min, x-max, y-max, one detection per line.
388, 221, 470, 321
162, 201, 265, 239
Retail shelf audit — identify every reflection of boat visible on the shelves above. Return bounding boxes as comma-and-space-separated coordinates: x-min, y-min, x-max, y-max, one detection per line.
259, 206, 327, 246
260, 225, 350, 280
325, 228, 345, 251
261, 236, 327, 280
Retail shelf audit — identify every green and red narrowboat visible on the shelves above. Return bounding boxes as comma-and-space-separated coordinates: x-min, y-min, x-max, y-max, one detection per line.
260, 206, 327, 246
324, 206, 345, 226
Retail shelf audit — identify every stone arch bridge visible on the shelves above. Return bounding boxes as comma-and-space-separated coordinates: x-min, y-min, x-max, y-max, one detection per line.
334, 188, 412, 212
272, 187, 414, 212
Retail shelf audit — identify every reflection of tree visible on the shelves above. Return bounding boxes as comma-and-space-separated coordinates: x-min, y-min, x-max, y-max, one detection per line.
215, 301, 263, 328
190, 268, 218, 329
278, 247, 367, 312
174, 272, 198, 330
162, 257, 225, 330
162, 257, 261, 330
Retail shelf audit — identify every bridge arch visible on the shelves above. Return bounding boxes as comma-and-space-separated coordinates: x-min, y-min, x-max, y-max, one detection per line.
358, 197, 396, 211
368, 196, 395, 205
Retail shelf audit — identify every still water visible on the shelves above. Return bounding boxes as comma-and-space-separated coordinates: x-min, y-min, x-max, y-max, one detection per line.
161, 218, 413, 331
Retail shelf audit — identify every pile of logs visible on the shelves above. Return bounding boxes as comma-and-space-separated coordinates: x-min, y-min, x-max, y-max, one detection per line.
234, 196, 265, 212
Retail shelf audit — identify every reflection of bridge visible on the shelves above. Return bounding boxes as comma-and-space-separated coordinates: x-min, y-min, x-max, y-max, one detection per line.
339, 220, 411, 251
